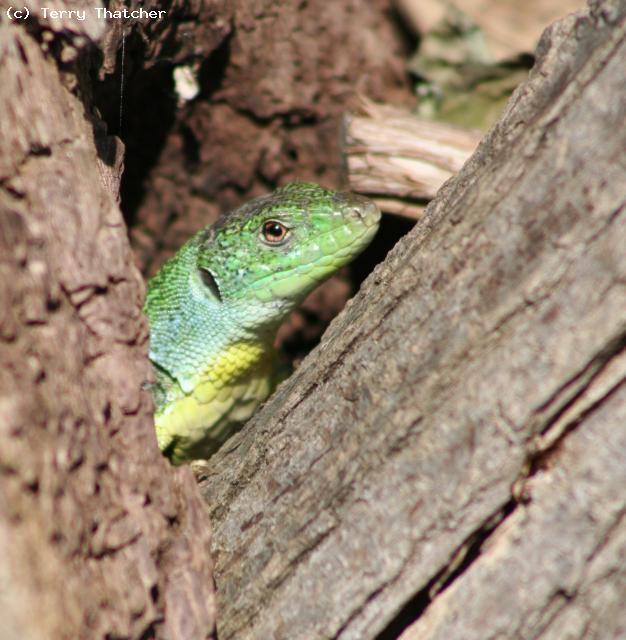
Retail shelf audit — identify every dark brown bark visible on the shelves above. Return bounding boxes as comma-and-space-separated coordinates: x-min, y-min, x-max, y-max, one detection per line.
0, 8, 215, 640
199, 2, 626, 638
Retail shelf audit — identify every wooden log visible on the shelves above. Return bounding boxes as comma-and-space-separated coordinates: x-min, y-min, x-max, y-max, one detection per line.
200, 2, 626, 638
343, 99, 482, 219
0, 6, 215, 639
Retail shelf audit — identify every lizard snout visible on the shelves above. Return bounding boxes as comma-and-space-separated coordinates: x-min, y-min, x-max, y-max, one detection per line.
342, 193, 381, 227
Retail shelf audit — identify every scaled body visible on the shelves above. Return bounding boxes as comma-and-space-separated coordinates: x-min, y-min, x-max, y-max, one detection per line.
145, 183, 380, 463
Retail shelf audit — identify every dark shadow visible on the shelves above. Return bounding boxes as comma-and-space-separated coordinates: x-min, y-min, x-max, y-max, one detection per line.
196, 32, 233, 100
349, 213, 416, 288
385, 2, 420, 58
92, 30, 178, 228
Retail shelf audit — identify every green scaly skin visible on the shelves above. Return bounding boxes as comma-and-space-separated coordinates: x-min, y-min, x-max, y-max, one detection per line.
144, 183, 381, 464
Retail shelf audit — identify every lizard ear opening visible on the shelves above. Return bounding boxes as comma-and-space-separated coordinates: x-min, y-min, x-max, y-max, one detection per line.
199, 268, 223, 302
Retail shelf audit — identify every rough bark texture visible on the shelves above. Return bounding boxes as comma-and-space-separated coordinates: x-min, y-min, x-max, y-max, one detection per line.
0, 8, 215, 640
200, 2, 626, 639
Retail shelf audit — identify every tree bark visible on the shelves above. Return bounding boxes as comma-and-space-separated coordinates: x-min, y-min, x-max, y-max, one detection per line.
199, 2, 626, 639
0, 8, 215, 640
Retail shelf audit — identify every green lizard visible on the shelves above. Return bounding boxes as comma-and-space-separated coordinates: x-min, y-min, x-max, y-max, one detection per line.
144, 182, 381, 463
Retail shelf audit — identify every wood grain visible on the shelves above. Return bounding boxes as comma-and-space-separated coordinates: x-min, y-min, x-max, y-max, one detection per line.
200, 2, 626, 638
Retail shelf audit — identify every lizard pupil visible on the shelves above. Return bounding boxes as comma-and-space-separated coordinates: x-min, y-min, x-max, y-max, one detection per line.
262, 220, 288, 243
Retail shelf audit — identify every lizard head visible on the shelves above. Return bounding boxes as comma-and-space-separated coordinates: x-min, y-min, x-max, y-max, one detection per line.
144, 182, 381, 425
194, 182, 381, 327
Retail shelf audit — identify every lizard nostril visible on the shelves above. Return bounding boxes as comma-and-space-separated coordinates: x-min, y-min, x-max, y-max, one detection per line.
338, 191, 381, 227
349, 199, 381, 227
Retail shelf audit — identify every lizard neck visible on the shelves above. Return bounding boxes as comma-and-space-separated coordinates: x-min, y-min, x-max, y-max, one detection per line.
148, 277, 284, 410
145, 238, 292, 410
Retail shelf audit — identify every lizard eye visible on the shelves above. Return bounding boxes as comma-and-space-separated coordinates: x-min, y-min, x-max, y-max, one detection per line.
261, 220, 289, 244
